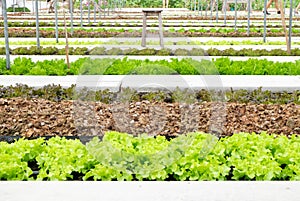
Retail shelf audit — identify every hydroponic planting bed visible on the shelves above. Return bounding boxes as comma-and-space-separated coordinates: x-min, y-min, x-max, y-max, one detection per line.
1, 6, 300, 187
3, 27, 300, 37
0, 97, 299, 138
0, 131, 299, 181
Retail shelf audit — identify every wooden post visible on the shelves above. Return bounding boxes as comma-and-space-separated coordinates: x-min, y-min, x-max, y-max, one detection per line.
63, 6, 70, 69
158, 12, 164, 48
141, 12, 147, 47
279, 0, 290, 54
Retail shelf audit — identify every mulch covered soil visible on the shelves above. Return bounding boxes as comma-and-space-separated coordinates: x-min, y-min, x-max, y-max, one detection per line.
0, 98, 299, 137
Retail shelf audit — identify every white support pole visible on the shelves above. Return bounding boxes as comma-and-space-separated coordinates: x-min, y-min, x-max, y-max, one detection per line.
70, 0, 74, 35
99, 0, 102, 18
224, 0, 227, 25
216, 0, 218, 22
210, 0, 213, 22
2, 0, 10, 69
288, 0, 292, 51
35, 0, 40, 48
13, 0, 15, 12
55, 0, 59, 43
247, 0, 250, 36
88, 0, 91, 23
23, 0, 25, 12
94, 0, 96, 22
234, 0, 237, 31
263, 0, 267, 43
32, 0, 34, 14
80, 0, 83, 27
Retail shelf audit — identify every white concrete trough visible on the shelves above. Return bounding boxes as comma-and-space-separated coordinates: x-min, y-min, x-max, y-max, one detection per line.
0, 75, 123, 92
0, 181, 299, 201
0, 75, 299, 92
120, 75, 300, 92
2, 55, 300, 63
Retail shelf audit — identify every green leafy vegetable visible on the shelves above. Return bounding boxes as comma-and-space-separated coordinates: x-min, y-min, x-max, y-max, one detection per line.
0, 132, 299, 181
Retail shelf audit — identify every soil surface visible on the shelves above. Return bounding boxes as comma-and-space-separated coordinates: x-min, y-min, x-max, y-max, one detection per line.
0, 98, 299, 137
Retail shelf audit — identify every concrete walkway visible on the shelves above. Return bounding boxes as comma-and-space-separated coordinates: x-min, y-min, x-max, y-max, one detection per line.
1, 75, 299, 92
0, 181, 299, 201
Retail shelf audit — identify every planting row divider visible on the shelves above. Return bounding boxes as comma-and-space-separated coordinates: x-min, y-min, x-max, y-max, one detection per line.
4, 37, 300, 42
1, 181, 299, 201
2, 55, 300, 63
0, 75, 299, 92
7, 44, 300, 51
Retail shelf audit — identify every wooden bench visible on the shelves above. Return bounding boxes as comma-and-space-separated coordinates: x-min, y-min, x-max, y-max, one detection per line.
222, 0, 252, 12
141, 9, 164, 48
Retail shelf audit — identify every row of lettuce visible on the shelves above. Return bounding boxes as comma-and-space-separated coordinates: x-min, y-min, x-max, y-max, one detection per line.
1, 57, 300, 75
3, 27, 300, 38
4, 46, 300, 56
2, 22, 300, 29
1, 84, 299, 104
4, 40, 299, 46
1, 132, 299, 181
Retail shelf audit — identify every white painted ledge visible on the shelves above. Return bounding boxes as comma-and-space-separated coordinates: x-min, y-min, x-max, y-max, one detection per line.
0, 181, 299, 201
6, 44, 300, 51
4, 37, 300, 42
0, 75, 299, 92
